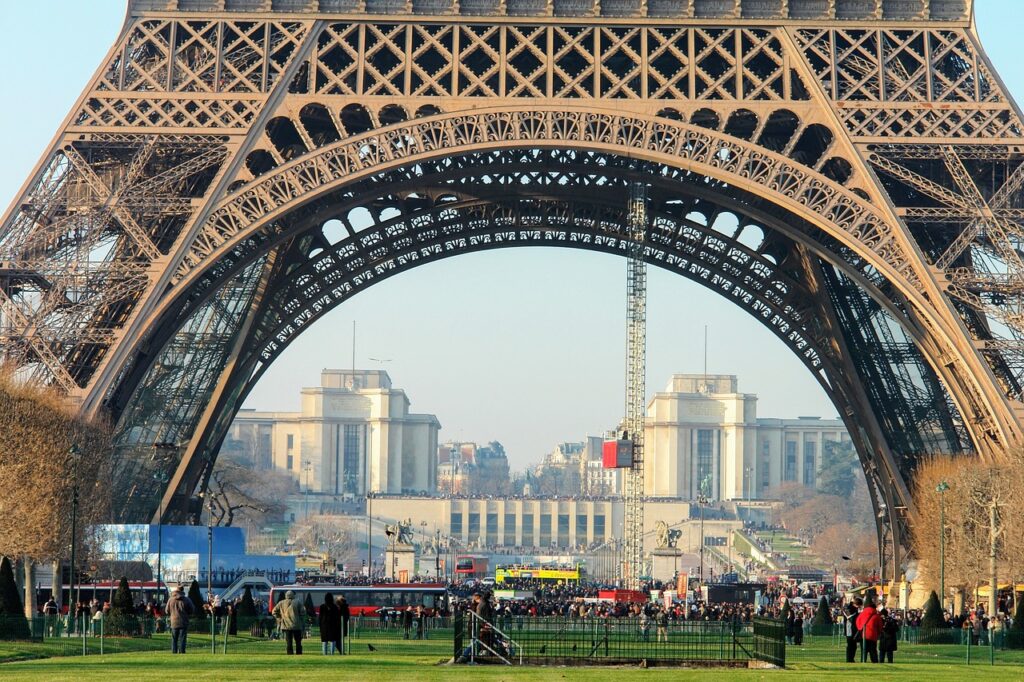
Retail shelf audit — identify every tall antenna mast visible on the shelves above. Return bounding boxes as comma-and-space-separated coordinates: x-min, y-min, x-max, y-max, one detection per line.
623, 181, 648, 590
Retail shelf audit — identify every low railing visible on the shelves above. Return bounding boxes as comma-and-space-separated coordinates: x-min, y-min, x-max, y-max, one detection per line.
451, 615, 786, 666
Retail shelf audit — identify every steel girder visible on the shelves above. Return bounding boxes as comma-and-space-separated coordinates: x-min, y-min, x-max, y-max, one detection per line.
0, 1, 1019, 581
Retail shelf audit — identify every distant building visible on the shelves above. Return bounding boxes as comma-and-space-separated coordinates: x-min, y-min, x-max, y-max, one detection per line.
437, 441, 510, 495
226, 370, 440, 513
644, 374, 850, 500
532, 438, 622, 497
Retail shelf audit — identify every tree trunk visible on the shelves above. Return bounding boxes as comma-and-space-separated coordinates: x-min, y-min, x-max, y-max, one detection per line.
23, 557, 35, 618
52, 559, 63, 613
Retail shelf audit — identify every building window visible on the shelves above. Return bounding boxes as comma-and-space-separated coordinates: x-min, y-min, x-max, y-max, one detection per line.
287, 454, 294, 471
521, 514, 534, 546
784, 441, 797, 482
803, 440, 816, 486
343, 424, 360, 494
486, 513, 498, 545
593, 514, 605, 539
696, 429, 714, 492
557, 514, 570, 547
760, 458, 770, 489
450, 512, 462, 536
468, 513, 481, 541
286, 433, 294, 450
539, 515, 552, 546
576, 514, 588, 544
503, 514, 516, 546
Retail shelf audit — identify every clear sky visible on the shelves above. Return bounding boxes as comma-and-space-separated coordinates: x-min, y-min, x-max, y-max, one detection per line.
2, 2, 1022, 470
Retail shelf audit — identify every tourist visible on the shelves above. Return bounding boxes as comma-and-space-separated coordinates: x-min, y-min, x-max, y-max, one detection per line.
843, 603, 860, 663
336, 595, 350, 654
167, 585, 195, 654
856, 596, 882, 663
878, 608, 899, 663
272, 589, 306, 655
318, 592, 340, 655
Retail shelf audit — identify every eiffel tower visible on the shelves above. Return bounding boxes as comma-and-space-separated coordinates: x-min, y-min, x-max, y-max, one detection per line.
1, 0, 1021, 578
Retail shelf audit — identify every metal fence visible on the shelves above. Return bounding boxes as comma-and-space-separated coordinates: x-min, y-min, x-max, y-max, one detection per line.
451, 613, 787, 667
0, 613, 455, 658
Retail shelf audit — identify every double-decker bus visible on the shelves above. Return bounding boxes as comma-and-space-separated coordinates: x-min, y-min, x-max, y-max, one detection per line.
495, 564, 583, 584
454, 555, 489, 581
40, 581, 169, 613
268, 583, 448, 616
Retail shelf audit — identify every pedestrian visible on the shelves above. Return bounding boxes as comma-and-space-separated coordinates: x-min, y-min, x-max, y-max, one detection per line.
273, 590, 306, 655
793, 614, 804, 646
336, 595, 350, 654
656, 608, 669, 643
167, 585, 195, 654
402, 607, 413, 639
843, 603, 860, 663
878, 608, 898, 663
855, 596, 882, 663
415, 605, 426, 640
640, 610, 651, 642
319, 592, 341, 655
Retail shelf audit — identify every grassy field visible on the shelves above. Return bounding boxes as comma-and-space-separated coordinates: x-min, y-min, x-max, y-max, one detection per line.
2, 633, 1022, 680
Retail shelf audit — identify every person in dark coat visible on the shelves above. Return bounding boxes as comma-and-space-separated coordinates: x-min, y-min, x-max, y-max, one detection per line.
335, 596, 350, 655
878, 609, 899, 663
318, 592, 341, 655
843, 603, 861, 663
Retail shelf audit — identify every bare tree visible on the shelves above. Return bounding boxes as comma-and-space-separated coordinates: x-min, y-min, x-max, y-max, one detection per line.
910, 454, 1023, 601
290, 515, 359, 569
0, 368, 112, 562
205, 452, 293, 527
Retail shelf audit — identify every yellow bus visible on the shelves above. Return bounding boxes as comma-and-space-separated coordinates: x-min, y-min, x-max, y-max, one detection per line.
494, 564, 583, 584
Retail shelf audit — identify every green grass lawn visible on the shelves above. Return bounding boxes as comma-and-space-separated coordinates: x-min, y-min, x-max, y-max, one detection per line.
3, 632, 1023, 680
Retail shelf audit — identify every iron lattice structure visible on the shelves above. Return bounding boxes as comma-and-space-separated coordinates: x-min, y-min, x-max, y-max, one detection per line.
623, 181, 647, 589
1, 0, 1022, 576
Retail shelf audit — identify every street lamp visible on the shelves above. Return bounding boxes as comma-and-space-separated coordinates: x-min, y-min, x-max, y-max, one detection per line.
936, 481, 950, 609
153, 470, 169, 604
205, 495, 215, 602
67, 444, 81, 632
302, 460, 313, 520
744, 466, 754, 501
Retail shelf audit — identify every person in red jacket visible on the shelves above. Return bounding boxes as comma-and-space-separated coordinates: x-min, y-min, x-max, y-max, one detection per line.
855, 596, 883, 663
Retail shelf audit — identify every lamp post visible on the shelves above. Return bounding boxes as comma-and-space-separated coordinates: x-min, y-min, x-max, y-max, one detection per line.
302, 460, 312, 521
744, 466, 753, 501
67, 444, 81, 632
153, 470, 169, 603
434, 529, 441, 579
206, 495, 214, 602
936, 481, 950, 609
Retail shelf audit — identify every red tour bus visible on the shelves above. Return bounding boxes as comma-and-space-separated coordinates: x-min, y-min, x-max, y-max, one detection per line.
268, 583, 448, 616
454, 555, 489, 581
42, 581, 169, 613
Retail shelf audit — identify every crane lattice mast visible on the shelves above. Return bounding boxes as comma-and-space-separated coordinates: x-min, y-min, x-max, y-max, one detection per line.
623, 181, 648, 590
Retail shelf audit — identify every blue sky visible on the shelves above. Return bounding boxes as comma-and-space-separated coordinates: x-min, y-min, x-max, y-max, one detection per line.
2, 2, 1021, 469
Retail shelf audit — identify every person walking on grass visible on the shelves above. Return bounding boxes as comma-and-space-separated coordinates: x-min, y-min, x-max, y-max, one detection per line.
167, 585, 195, 654
273, 589, 306, 655
319, 592, 341, 655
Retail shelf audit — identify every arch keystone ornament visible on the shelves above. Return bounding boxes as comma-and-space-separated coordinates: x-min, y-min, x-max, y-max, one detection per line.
1, 0, 1020, 583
